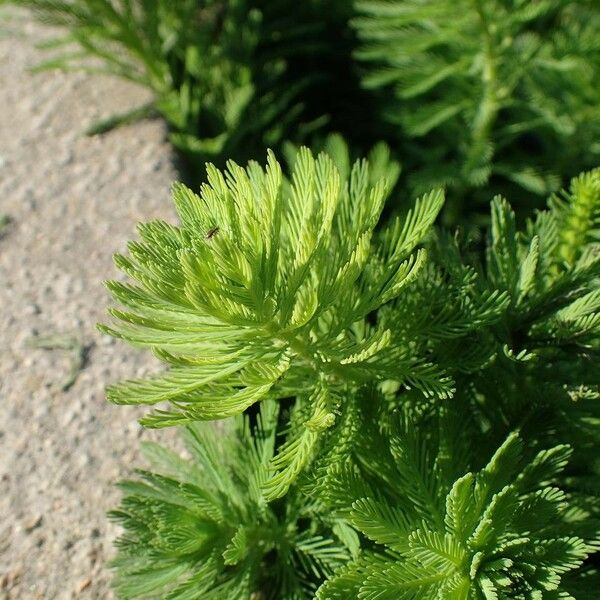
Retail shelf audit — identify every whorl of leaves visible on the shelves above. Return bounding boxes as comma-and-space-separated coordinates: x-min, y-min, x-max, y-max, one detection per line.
100, 147, 453, 497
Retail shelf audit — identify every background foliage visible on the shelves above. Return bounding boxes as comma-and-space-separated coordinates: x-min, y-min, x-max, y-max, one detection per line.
15, 0, 600, 221
353, 0, 600, 221
17, 0, 367, 177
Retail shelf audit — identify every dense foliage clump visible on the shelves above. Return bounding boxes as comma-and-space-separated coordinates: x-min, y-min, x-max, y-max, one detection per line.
18, 0, 364, 173
110, 401, 354, 599
103, 150, 600, 597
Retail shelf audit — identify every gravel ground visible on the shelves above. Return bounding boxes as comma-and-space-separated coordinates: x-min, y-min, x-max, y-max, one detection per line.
0, 12, 181, 599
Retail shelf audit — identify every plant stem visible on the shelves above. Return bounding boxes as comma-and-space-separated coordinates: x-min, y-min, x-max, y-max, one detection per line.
277, 329, 349, 382
263, 321, 350, 383
465, 0, 499, 177
84, 102, 158, 136
445, 0, 501, 226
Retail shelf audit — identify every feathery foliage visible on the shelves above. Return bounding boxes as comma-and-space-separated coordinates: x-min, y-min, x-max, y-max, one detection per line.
450, 167, 600, 497
283, 133, 402, 196
102, 146, 600, 597
110, 400, 354, 599
100, 147, 453, 497
21, 0, 269, 162
319, 408, 598, 599
353, 0, 600, 221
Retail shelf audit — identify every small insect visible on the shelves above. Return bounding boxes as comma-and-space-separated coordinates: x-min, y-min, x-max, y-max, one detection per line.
205, 226, 219, 240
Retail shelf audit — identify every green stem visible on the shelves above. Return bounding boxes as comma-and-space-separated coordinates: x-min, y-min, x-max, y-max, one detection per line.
277, 329, 349, 382
84, 101, 158, 136
465, 0, 499, 176
445, 1, 501, 226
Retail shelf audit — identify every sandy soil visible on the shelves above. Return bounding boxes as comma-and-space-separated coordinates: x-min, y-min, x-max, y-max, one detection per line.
0, 12, 182, 599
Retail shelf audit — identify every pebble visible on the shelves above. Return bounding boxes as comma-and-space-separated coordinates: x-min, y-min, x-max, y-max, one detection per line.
77, 577, 92, 593
23, 515, 43, 533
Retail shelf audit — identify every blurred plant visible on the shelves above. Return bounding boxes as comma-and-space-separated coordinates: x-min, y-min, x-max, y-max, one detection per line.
0, 213, 12, 239
17, 0, 363, 172
12, 0, 600, 224
353, 0, 600, 223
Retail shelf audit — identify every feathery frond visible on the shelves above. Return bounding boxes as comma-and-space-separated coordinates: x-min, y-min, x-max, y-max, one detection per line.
110, 400, 352, 599
319, 416, 598, 599
101, 147, 449, 494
